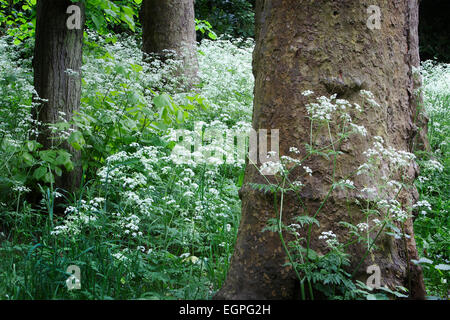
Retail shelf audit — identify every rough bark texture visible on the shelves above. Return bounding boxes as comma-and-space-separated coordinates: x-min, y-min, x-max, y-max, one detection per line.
33, 0, 85, 194
215, 0, 427, 300
141, 0, 198, 85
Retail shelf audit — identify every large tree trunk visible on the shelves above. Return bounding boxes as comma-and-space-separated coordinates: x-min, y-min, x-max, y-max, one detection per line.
141, 0, 198, 86
33, 0, 85, 194
215, 0, 427, 300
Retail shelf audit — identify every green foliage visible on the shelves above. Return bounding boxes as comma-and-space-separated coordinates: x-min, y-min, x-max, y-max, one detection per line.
0, 0, 36, 45
195, 0, 255, 39
0, 0, 139, 46
249, 182, 278, 195
195, 19, 217, 41
0, 0, 448, 299
0, 27, 254, 299
73, 33, 210, 179
413, 61, 450, 299
81, 0, 140, 34
293, 216, 320, 229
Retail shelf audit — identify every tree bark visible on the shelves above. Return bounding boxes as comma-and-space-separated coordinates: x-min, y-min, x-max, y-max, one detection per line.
141, 0, 198, 86
215, 0, 427, 300
33, 0, 85, 194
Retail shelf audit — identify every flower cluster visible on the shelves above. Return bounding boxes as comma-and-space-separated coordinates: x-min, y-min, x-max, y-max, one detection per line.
319, 230, 339, 247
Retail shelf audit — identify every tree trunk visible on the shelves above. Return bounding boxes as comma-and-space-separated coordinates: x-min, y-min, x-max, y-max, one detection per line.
215, 0, 427, 300
141, 0, 198, 86
33, 0, 85, 194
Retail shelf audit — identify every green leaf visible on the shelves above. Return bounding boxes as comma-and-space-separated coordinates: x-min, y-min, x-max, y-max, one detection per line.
293, 215, 320, 228
54, 167, 63, 177
26, 140, 41, 152
149, 121, 168, 132
176, 109, 185, 123
68, 131, 86, 150
55, 150, 72, 166
44, 171, 55, 184
39, 150, 57, 163
153, 93, 173, 109
33, 166, 47, 181
22, 152, 34, 165
91, 13, 105, 30
208, 31, 217, 40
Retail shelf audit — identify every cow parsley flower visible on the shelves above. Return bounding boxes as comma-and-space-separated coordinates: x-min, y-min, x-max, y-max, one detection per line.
319, 230, 337, 240
357, 223, 369, 232
260, 161, 283, 175
413, 200, 432, 211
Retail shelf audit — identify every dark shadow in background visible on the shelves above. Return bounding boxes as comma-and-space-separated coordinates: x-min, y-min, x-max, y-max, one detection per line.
419, 0, 450, 62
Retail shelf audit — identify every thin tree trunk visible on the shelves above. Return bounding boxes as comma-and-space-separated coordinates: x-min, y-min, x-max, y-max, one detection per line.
215, 0, 426, 300
33, 0, 85, 194
141, 0, 198, 86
